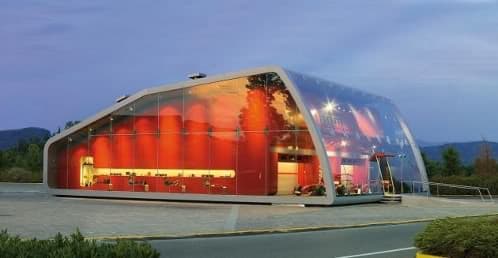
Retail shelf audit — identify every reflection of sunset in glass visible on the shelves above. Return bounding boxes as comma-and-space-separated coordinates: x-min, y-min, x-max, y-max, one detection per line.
310, 108, 320, 124
350, 105, 381, 138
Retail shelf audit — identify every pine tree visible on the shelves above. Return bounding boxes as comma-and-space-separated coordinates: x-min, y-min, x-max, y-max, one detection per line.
441, 147, 462, 176
421, 152, 441, 178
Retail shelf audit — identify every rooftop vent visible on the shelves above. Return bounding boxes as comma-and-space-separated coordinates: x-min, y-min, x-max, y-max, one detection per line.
187, 72, 207, 80
115, 95, 130, 103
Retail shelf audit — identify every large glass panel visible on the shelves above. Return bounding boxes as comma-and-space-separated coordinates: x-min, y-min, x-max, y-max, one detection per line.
159, 89, 183, 133
295, 131, 324, 196
156, 132, 184, 193
266, 73, 297, 131
157, 89, 184, 193
184, 86, 209, 133
183, 84, 210, 194
89, 116, 112, 135
268, 130, 296, 196
237, 131, 268, 195
239, 76, 268, 132
112, 104, 135, 134
87, 116, 112, 191
210, 132, 237, 195
184, 79, 247, 132
286, 70, 426, 194
134, 94, 158, 134
111, 134, 134, 192
183, 132, 210, 194
52, 139, 68, 189
133, 94, 159, 192
134, 133, 158, 192
88, 134, 112, 191
67, 130, 88, 189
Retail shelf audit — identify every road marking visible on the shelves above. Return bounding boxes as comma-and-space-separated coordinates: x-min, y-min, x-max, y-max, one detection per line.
335, 247, 416, 258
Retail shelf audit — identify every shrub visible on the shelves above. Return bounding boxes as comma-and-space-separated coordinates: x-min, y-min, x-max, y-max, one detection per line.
0, 229, 160, 258
0, 167, 42, 183
415, 216, 498, 258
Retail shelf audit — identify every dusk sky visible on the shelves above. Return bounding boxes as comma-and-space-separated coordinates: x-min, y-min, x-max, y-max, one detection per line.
1, 0, 497, 142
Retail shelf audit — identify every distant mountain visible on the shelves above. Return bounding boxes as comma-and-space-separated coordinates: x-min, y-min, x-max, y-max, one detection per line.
420, 141, 498, 165
416, 139, 447, 148
0, 127, 50, 150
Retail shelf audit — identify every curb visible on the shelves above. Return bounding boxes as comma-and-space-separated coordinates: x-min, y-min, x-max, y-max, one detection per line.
87, 213, 498, 241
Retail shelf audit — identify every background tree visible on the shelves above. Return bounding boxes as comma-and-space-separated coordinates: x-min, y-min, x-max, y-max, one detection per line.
463, 164, 474, 176
474, 141, 497, 176
421, 152, 441, 178
64, 120, 80, 130
441, 147, 463, 176
0, 150, 4, 169
26, 144, 42, 172
0, 137, 47, 182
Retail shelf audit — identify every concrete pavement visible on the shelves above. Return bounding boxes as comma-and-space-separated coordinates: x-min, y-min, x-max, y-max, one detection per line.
0, 192, 496, 239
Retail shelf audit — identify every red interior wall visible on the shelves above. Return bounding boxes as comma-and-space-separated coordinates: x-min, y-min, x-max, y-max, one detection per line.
67, 143, 87, 189
297, 156, 320, 187
90, 135, 111, 168
268, 152, 278, 195
135, 116, 157, 169
158, 105, 182, 169
184, 102, 209, 169
237, 132, 267, 195
113, 135, 133, 169
211, 134, 236, 169
56, 84, 319, 196
135, 134, 157, 169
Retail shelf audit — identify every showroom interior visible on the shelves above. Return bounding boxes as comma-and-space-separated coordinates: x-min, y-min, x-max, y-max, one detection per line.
44, 67, 427, 205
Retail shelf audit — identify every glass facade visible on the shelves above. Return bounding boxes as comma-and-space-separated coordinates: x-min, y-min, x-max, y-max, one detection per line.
46, 68, 428, 202
286, 70, 427, 195
47, 73, 324, 197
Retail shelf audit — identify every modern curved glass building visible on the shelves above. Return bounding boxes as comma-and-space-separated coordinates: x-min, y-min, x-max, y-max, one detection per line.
44, 66, 428, 205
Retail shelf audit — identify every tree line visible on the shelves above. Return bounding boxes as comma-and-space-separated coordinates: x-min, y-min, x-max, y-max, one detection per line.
422, 142, 498, 195
0, 121, 79, 182
0, 137, 47, 182
422, 142, 498, 178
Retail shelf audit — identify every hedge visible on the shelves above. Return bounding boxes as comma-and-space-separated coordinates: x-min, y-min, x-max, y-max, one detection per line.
0, 167, 42, 183
415, 216, 498, 258
0, 229, 160, 258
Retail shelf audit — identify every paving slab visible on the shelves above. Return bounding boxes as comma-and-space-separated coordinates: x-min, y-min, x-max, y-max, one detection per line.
1, 193, 496, 239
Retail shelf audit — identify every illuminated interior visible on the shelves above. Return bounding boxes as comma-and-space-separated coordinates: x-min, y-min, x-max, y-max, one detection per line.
47, 73, 324, 196
46, 69, 428, 201
287, 70, 428, 195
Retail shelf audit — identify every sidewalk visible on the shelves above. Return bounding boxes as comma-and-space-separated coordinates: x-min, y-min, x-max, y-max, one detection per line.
0, 182, 47, 193
1, 192, 496, 239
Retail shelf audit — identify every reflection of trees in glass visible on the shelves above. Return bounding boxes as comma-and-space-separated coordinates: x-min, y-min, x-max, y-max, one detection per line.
239, 73, 295, 132
238, 74, 267, 132
240, 73, 297, 148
